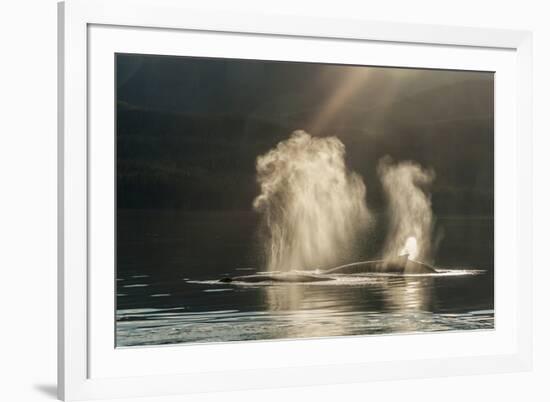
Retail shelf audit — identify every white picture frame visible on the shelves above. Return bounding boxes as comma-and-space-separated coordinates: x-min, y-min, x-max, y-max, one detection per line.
58, 0, 533, 400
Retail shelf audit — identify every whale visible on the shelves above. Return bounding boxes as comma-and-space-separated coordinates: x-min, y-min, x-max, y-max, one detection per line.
217, 254, 437, 284
324, 254, 437, 275
219, 273, 333, 283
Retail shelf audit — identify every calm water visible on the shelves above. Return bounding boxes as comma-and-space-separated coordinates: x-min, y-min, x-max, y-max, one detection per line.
116, 210, 494, 347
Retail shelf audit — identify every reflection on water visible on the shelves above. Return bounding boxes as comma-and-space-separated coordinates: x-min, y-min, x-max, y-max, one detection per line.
261, 276, 436, 339
116, 210, 494, 347
117, 272, 493, 347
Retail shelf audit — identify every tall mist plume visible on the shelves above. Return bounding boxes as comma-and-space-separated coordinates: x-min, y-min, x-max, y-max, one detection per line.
253, 130, 371, 271
378, 156, 436, 263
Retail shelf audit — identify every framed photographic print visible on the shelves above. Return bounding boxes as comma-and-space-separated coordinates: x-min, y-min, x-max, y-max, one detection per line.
58, 0, 533, 400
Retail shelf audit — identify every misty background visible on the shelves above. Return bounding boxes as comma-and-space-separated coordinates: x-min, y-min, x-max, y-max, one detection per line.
116, 53, 494, 276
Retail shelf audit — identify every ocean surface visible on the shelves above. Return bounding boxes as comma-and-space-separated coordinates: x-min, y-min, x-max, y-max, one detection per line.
116, 210, 494, 347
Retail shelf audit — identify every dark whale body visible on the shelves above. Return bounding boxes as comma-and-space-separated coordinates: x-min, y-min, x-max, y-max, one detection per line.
219, 273, 333, 283
218, 255, 437, 284
324, 254, 437, 275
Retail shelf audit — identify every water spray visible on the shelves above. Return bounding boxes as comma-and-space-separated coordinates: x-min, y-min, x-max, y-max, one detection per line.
253, 130, 371, 271
378, 156, 436, 265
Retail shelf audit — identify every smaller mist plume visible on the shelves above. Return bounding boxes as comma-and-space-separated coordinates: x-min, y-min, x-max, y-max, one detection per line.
253, 130, 371, 271
378, 156, 436, 263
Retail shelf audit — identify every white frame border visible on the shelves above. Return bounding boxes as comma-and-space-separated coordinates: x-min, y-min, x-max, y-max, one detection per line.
88, 24, 519, 380
58, 0, 533, 400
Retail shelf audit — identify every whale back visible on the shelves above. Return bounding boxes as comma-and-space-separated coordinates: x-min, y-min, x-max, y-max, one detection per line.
219, 257, 437, 283
220, 273, 333, 283
324, 255, 436, 275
